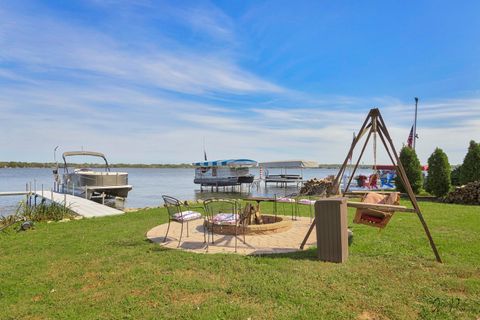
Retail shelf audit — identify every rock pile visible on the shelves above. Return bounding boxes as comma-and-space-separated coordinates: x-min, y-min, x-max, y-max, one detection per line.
300, 176, 336, 196
444, 181, 480, 205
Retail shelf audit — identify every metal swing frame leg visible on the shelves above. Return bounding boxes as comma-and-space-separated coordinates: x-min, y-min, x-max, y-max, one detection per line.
376, 115, 442, 263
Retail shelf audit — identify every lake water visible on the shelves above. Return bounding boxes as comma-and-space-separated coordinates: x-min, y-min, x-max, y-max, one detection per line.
0, 167, 373, 217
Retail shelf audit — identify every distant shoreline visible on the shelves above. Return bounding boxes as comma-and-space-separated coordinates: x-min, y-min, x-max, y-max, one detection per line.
0, 161, 374, 169
0, 162, 195, 169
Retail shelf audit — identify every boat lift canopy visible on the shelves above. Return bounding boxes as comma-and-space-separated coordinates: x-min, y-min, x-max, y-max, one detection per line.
259, 160, 319, 168
260, 160, 318, 187
192, 159, 257, 168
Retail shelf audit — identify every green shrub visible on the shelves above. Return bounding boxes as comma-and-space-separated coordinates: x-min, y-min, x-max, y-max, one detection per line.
395, 146, 423, 194
20, 201, 74, 222
451, 165, 462, 186
0, 201, 74, 229
460, 140, 480, 184
425, 148, 451, 197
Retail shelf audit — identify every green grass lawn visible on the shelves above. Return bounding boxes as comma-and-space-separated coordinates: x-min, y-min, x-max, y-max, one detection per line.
1, 200, 479, 319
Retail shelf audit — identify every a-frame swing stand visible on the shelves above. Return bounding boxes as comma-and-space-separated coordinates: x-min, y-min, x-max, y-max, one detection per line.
300, 108, 442, 263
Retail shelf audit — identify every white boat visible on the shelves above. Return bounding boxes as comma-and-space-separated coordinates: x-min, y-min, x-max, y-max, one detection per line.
57, 151, 132, 199
192, 159, 257, 187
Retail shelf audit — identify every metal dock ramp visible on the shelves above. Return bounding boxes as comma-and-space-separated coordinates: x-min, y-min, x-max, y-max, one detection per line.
1, 191, 123, 218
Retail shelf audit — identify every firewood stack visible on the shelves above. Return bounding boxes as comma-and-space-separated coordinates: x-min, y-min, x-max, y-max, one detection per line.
444, 180, 480, 205
300, 176, 335, 196
242, 204, 263, 225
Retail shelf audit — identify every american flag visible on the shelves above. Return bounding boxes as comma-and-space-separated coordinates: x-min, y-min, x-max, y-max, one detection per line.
407, 125, 414, 148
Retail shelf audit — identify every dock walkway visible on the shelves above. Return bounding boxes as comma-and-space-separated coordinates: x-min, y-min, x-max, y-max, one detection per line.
1, 191, 123, 218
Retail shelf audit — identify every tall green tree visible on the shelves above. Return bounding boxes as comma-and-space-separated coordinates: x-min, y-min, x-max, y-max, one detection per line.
395, 146, 423, 194
425, 148, 451, 197
450, 165, 462, 186
459, 140, 480, 184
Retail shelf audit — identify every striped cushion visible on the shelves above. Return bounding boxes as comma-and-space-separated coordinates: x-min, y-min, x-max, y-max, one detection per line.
212, 213, 239, 225
173, 211, 202, 221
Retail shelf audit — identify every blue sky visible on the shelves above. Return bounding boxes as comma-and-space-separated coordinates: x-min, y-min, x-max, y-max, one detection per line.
1, 1, 479, 164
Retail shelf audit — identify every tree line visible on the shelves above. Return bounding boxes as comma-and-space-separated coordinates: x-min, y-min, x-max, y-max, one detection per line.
396, 140, 480, 197
0, 162, 195, 168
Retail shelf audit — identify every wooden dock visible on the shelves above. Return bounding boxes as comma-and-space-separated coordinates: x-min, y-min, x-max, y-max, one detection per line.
1, 191, 123, 218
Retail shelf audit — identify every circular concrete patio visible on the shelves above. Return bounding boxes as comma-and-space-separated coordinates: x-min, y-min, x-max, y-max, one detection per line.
146, 216, 317, 255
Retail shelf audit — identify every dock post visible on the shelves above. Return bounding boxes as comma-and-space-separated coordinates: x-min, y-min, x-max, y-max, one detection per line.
25, 183, 29, 206
29, 182, 33, 206
64, 192, 67, 208
29, 182, 32, 206
41, 184, 44, 198
85, 186, 88, 199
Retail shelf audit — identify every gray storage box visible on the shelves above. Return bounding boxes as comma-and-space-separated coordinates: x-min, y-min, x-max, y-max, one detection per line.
315, 197, 349, 263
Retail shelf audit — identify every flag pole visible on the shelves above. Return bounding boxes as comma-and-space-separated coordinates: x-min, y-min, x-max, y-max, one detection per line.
413, 97, 418, 150
203, 137, 207, 161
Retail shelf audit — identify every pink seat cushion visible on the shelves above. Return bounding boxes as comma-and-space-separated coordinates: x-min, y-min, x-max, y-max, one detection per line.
276, 197, 296, 203
212, 213, 239, 225
173, 211, 202, 221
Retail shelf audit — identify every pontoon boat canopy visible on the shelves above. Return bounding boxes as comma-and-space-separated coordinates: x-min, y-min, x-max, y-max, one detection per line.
192, 159, 257, 167
63, 151, 106, 158
62, 151, 110, 173
259, 160, 319, 168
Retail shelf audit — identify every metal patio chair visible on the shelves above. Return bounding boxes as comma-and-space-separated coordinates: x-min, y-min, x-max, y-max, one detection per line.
161, 195, 206, 247
203, 199, 246, 252
295, 195, 319, 222
274, 193, 297, 220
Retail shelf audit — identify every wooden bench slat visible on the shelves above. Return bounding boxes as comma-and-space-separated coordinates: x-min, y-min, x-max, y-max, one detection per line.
347, 201, 416, 213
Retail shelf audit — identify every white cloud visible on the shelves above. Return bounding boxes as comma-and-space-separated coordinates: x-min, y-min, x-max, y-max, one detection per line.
0, 6, 282, 96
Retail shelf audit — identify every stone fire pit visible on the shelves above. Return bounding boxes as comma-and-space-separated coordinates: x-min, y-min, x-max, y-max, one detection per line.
205, 214, 292, 235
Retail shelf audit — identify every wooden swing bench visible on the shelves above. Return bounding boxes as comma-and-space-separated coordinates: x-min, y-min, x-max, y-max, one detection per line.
348, 192, 414, 229
347, 201, 415, 213
300, 108, 442, 262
